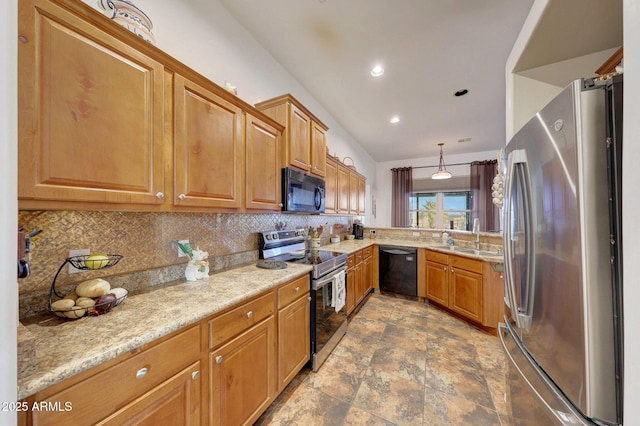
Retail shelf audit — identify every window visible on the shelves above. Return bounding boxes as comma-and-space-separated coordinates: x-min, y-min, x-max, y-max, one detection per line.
409, 191, 473, 230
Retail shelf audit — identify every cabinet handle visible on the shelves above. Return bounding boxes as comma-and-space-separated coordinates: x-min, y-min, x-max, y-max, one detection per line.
178, 193, 186, 200
155, 192, 164, 199
136, 367, 149, 379
215, 356, 223, 364
246, 310, 253, 318
295, 286, 300, 292
191, 371, 200, 380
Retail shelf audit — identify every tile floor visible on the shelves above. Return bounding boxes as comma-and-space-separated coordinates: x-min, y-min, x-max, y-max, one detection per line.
256, 293, 510, 426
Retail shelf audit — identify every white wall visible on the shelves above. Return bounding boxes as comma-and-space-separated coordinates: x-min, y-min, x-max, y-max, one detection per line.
512, 75, 563, 135
80, 0, 376, 185
374, 149, 499, 228
1, 0, 18, 424
623, 1, 640, 422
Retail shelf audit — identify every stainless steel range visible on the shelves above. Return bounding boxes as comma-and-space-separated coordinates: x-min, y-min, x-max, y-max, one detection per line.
259, 230, 348, 371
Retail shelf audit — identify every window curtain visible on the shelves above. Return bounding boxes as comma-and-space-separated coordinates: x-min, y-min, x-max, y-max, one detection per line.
470, 160, 499, 231
391, 167, 413, 227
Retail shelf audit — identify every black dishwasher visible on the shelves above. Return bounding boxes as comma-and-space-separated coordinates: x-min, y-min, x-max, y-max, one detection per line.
379, 246, 417, 297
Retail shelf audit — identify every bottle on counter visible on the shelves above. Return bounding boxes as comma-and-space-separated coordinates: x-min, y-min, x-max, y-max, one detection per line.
442, 232, 449, 245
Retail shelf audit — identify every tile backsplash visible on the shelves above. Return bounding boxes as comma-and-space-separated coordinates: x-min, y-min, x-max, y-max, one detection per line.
18, 210, 352, 318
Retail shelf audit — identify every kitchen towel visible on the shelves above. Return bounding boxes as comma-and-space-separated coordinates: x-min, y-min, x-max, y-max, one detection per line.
331, 270, 346, 313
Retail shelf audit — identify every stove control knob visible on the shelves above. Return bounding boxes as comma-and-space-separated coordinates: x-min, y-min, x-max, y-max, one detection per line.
266, 235, 271, 240
273, 234, 278, 240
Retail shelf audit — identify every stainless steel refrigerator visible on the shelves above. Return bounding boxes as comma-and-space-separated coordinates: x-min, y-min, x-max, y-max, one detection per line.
500, 76, 623, 425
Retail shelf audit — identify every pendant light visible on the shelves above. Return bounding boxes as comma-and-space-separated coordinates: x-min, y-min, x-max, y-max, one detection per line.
432, 143, 452, 180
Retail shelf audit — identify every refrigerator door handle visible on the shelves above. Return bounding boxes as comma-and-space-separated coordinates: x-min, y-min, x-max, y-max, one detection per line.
504, 150, 535, 330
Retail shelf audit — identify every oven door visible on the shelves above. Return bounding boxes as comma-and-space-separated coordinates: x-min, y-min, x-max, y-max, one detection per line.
282, 167, 325, 213
310, 265, 347, 371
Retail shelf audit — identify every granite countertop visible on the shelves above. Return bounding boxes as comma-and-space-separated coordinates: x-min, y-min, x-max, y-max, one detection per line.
326, 238, 505, 263
18, 262, 313, 400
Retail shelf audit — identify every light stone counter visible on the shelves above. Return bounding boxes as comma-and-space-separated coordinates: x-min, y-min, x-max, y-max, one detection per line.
326, 238, 504, 263
18, 262, 312, 400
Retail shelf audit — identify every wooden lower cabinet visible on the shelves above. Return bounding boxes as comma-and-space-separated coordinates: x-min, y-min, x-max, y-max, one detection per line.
347, 248, 373, 314
209, 317, 276, 426
28, 326, 201, 426
98, 361, 201, 425
277, 275, 310, 392
423, 249, 503, 329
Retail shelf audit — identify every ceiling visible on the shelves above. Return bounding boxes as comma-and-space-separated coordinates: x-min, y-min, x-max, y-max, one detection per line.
211, 0, 535, 162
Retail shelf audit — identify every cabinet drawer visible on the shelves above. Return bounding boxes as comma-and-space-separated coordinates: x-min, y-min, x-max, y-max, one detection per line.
355, 250, 363, 264
33, 326, 200, 426
425, 249, 448, 265
449, 254, 483, 274
278, 274, 310, 308
362, 246, 372, 259
347, 254, 355, 268
209, 291, 276, 349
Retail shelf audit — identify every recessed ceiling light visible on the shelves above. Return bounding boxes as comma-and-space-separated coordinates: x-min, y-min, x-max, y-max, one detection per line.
370, 65, 384, 77
454, 89, 469, 97
390, 116, 400, 124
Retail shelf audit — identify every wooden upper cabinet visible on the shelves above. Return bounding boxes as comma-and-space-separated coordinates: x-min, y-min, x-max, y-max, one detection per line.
357, 175, 366, 215
349, 171, 359, 215
288, 104, 312, 172
18, 0, 165, 207
255, 94, 328, 177
324, 157, 338, 214
337, 164, 350, 214
245, 113, 282, 211
310, 122, 327, 177
174, 74, 244, 209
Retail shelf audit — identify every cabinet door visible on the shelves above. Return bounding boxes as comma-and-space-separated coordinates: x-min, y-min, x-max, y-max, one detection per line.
425, 260, 449, 306
363, 256, 373, 294
354, 263, 365, 306
346, 267, 356, 315
449, 267, 483, 322
357, 177, 366, 215
18, 0, 165, 206
174, 75, 243, 209
324, 158, 338, 214
349, 171, 359, 215
337, 165, 350, 214
245, 114, 281, 211
287, 103, 311, 172
98, 362, 201, 426
310, 122, 326, 177
209, 317, 276, 426
278, 295, 310, 392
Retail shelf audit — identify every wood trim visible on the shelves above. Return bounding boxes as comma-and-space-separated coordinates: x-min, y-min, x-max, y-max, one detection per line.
595, 46, 623, 75
255, 93, 329, 131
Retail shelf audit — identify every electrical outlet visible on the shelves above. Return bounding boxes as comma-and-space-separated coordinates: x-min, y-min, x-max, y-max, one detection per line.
432, 232, 440, 238
412, 232, 420, 237
370, 229, 376, 235
68, 248, 90, 274
177, 240, 190, 257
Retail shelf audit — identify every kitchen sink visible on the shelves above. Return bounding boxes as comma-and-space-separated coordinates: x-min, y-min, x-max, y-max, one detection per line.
429, 245, 501, 257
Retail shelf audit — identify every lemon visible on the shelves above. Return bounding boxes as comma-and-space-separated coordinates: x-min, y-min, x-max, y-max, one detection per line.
85, 254, 109, 269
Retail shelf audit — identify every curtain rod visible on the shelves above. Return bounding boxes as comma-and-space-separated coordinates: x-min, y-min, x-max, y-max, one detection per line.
392, 161, 472, 171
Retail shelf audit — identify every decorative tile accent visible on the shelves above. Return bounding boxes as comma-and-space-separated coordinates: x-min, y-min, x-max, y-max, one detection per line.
17, 210, 350, 318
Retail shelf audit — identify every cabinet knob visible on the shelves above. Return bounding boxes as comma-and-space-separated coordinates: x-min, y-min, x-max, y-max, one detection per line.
136, 367, 149, 379
246, 310, 253, 318
155, 192, 164, 199
279, 203, 283, 207
191, 371, 200, 380
443, 267, 447, 271
178, 193, 186, 200
215, 355, 223, 364
307, 296, 311, 302
295, 286, 300, 292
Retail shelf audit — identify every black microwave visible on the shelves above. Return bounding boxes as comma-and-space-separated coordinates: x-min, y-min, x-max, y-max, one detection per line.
282, 167, 325, 214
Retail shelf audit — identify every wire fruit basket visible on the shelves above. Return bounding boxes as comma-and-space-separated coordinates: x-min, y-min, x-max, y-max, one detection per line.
49, 254, 127, 319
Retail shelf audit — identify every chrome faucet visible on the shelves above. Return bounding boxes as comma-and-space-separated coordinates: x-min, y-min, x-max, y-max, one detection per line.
473, 218, 481, 250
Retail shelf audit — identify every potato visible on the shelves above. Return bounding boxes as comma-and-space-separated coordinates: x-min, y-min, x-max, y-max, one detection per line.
63, 292, 79, 302
51, 299, 75, 317
63, 306, 87, 319
75, 297, 96, 308
75, 278, 111, 298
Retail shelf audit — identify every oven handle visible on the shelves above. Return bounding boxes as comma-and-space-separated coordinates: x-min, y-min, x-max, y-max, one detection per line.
312, 265, 348, 290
